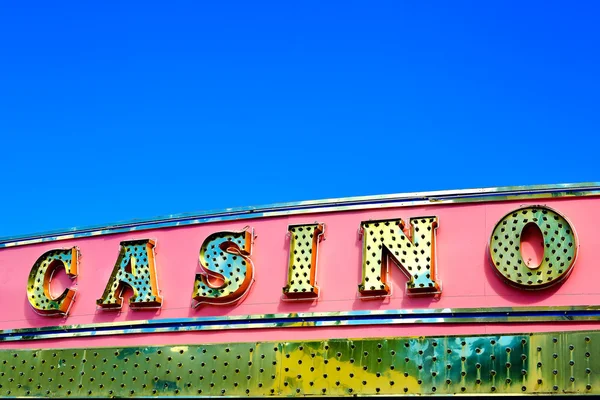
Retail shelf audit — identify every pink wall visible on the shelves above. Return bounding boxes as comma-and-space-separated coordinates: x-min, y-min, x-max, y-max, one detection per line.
2, 196, 600, 349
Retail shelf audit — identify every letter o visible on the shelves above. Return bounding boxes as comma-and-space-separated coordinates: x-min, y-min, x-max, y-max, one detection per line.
489, 206, 578, 289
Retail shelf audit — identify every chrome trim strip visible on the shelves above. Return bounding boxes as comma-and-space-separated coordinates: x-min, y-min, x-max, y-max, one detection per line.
1, 182, 599, 248
2, 305, 600, 342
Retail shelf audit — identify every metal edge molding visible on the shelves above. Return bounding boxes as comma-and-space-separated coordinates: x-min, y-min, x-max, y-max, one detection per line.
1, 182, 600, 248
3, 305, 600, 342
1, 329, 600, 396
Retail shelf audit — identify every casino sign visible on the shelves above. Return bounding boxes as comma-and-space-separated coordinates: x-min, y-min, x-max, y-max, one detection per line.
0, 182, 599, 397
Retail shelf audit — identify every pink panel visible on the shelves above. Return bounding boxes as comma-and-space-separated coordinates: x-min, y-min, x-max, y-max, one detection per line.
1, 196, 600, 349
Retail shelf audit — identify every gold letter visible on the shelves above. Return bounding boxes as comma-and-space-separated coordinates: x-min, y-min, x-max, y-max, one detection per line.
359, 217, 440, 297
27, 248, 79, 316
192, 229, 254, 307
282, 223, 324, 299
489, 206, 578, 289
96, 239, 162, 310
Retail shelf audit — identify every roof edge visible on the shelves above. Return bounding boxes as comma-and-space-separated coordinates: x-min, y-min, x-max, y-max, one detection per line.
2, 182, 599, 248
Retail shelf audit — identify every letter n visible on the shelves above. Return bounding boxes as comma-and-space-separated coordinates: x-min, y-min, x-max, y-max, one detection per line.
359, 217, 441, 297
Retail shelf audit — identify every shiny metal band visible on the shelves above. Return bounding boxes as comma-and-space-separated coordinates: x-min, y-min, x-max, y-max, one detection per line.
1, 329, 599, 396
3, 305, 600, 342
1, 182, 599, 248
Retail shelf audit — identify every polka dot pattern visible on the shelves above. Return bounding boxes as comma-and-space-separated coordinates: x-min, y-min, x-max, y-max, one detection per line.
96, 240, 162, 309
359, 217, 440, 296
489, 206, 578, 289
27, 247, 78, 316
193, 230, 254, 306
282, 223, 324, 299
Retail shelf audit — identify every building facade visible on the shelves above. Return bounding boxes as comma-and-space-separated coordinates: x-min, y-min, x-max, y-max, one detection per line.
1, 183, 600, 397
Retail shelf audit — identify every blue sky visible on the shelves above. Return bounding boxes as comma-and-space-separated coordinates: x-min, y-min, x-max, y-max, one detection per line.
0, 1, 598, 237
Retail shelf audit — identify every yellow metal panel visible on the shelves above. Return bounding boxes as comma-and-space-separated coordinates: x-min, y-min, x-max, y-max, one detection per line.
1, 330, 600, 397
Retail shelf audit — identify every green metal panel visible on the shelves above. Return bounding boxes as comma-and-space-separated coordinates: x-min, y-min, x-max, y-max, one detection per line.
1, 329, 599, 397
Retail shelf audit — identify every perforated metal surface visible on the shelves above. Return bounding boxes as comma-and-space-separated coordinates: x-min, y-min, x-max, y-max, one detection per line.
27, 248, 78, 316
1, 330, 600, 397
359, 217, 440, 297
96, 240, 162, 309
282, 223, 324, 299
193, 230, 254, 306
490, 206, 578, 289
